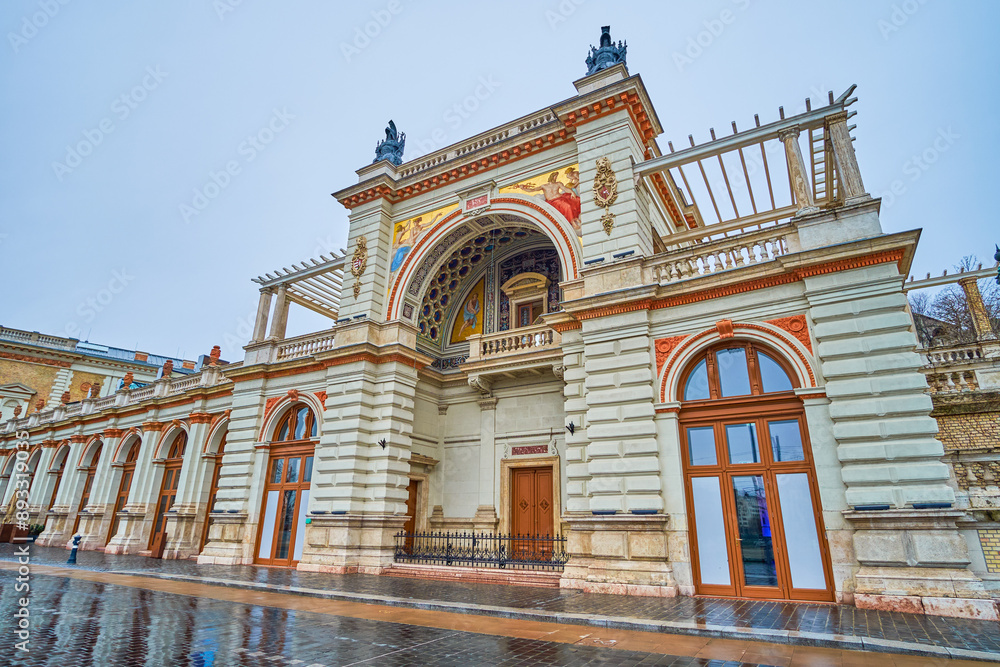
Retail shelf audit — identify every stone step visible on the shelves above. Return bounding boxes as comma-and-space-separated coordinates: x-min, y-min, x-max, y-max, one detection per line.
384, 563, 563, 588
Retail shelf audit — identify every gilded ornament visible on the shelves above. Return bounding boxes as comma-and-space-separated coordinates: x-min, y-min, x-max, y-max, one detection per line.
351, 235, 368, 298
592, 157, 618, 235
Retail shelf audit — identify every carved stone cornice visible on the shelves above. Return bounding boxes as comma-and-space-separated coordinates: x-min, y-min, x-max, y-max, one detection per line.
188, 412, 213, 424
142, 421, 165, 432
102, 428, 124, 439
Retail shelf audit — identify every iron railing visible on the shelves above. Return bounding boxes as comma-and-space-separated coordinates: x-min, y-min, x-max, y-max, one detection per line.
393, 530, 568, 570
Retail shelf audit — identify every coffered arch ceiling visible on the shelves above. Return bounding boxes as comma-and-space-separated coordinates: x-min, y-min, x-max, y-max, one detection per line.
415, 221, 560, 350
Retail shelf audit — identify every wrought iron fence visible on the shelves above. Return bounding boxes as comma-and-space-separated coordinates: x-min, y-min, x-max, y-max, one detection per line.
393, 530, 568, 570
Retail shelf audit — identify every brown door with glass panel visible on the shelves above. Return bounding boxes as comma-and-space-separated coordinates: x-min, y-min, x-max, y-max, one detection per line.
149, 434, 186, 557
255, 404, 316, 567
46, 447, 69, 512
679, 342, 833, 602
72, 444, 102, 535
199, 435, 227, 551
107, 442, 139, 543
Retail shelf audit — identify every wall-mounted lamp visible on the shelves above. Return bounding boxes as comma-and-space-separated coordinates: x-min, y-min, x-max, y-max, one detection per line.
378, 438, 387, 449
566, 422, 575, 435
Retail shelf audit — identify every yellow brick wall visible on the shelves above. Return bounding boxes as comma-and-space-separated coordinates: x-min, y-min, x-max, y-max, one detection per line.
68, 370, 107, 401
980, 529, 1000, 574
936, 411, 1000, 452
0, 358, 60, 404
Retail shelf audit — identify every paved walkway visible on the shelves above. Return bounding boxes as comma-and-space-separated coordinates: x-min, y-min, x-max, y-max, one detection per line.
3, 544, 998, 663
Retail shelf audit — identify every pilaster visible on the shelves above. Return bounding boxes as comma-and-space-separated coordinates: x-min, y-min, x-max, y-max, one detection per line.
335, 197, 395, 321
581, 309, 662, 513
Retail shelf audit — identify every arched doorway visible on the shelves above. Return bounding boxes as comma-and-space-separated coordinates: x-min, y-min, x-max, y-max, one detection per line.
254, 404, 316, 567
148, 432, 186, 557
72, 442, 103, 535
107, 440, 140, 543
678, 341, 833, 602
199, 433, 227, 551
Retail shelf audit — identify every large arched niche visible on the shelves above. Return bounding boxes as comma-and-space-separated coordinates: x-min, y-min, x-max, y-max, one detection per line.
421, 233, 562, 355
387, 196, 582, 322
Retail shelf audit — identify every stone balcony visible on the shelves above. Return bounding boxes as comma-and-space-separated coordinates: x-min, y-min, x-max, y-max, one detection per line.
920, 341, 1000, 394
462, 324, 563, 378
242, 328, 338, 365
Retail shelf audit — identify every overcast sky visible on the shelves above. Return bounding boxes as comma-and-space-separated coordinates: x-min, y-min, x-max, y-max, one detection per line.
2, 0, 997, 360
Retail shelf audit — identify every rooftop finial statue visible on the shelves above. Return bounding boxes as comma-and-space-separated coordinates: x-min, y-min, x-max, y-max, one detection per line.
374, 120, 405, 166
585, 26, 627, 76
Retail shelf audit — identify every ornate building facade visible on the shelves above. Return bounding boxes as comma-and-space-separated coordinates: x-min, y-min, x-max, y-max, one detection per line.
2, 28, 998, 620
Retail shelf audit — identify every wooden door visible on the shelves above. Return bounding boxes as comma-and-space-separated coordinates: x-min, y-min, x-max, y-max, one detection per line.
511, 466, 554, 561
71, 470, 96, 535
402, 479, 418, 554
148, 463, 181, 556
254, 448, 314, 566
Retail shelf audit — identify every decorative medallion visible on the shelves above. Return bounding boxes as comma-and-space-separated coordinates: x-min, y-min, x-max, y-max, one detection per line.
592, 157, 619, 235
765, 314, 812, 352
654, 335, 686, 374
350, 235, 368, 298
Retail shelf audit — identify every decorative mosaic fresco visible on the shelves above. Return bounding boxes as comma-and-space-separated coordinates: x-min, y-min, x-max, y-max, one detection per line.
498, 249, 561, 331
500, 163, 581, 234
450, 277, 484, 344
389, 203, 457, 285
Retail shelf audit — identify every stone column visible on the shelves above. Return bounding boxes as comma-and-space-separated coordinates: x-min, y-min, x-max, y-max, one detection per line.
473, 394, 498, 532
74, 432, 116, 550
806, 262, 994, 619
267, 284, 289, 340
574, 111, 655, 264
163, 413, 213, 558
26, 442, 58, 520
198, 382, 266, 566
105, 422, 162, 554
826, 111, 868, 202
958, 276, 997, 342
559, 309, 675, 596
301, 322, 422, 573
559, 330, 588, 514
251, 289, 273, 343
778, 126, 818, 214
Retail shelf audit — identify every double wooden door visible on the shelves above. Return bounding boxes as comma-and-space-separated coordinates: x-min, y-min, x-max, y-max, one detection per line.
255, 446, 314, 566
511, 466, 553, 536
682, 408, 833, 601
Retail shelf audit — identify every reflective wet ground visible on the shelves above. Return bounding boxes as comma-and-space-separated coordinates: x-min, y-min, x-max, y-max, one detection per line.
0, 545, 997, 666
3, 545, 998, 656
1, 570, 777, 667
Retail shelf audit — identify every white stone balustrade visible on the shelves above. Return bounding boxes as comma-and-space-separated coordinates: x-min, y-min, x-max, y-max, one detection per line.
467, 324, 561, 362
649, 227, 793, 286
275, 329, 337, 361
921, 344, 984, 366
0, 369, 230, 433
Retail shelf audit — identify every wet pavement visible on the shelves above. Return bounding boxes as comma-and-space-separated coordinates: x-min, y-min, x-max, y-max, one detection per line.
1, 544, 999, 665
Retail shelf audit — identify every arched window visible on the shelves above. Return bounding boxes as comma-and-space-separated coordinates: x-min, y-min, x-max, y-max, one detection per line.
678, 341, 831, 603
47, 445, 70, 511
167, 432, 187, 459
274, 405, 317, 443
680, 341, 797, 402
